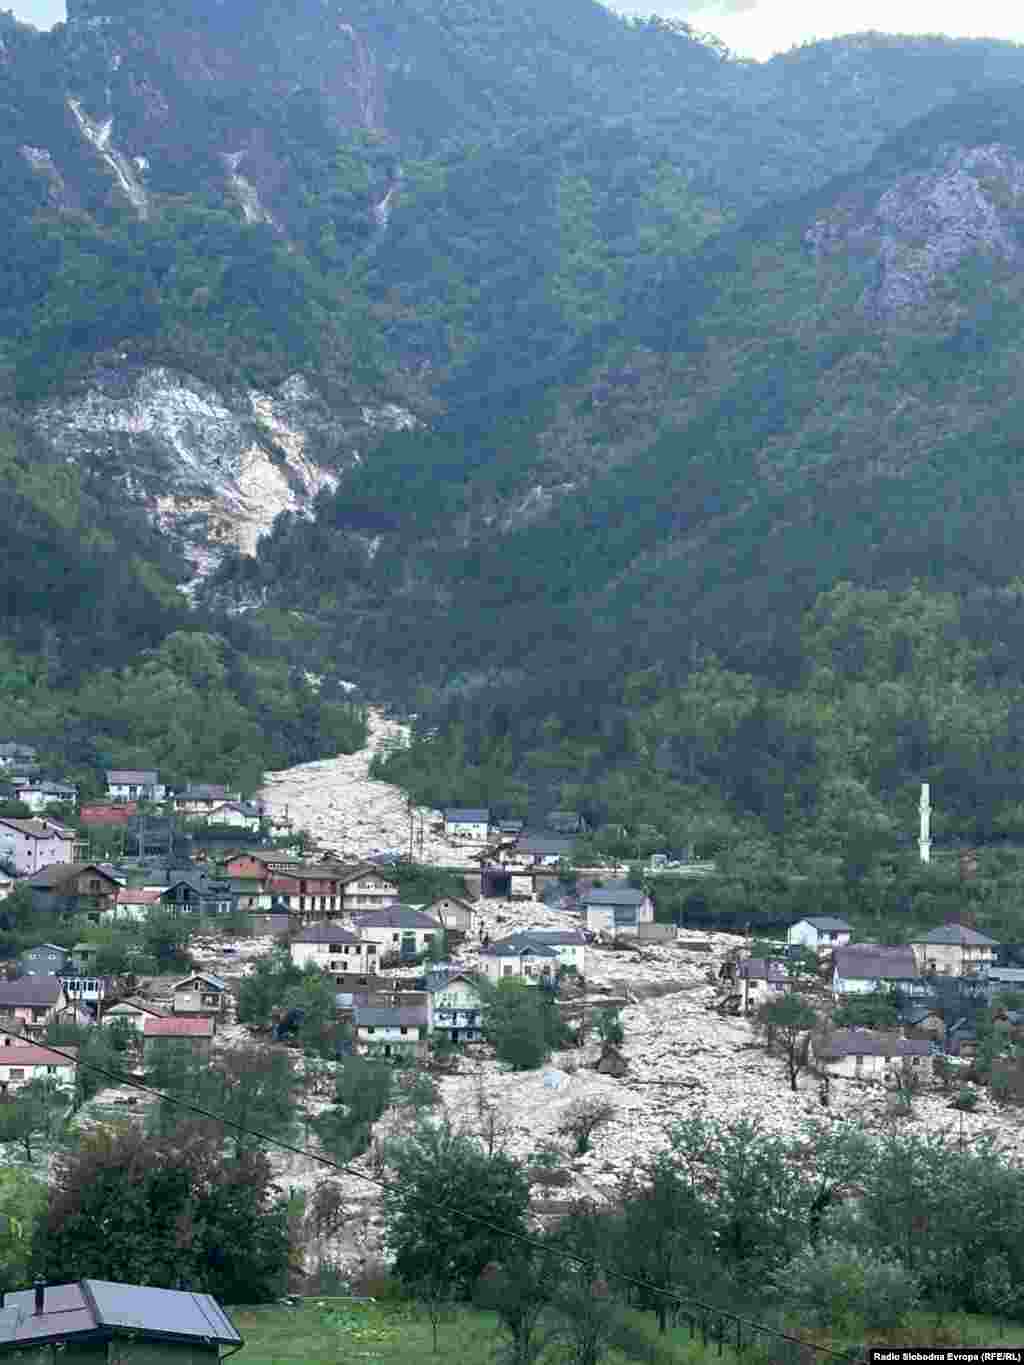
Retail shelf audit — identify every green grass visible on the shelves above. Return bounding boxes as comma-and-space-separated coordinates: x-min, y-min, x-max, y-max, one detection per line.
226, 1300, 1024, 1364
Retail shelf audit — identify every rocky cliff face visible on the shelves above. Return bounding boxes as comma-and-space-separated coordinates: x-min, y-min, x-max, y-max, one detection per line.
26, 365, 414, 578
805, 142, 1024, 316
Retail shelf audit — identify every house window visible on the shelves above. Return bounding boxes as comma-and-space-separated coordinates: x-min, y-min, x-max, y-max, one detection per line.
366, 945, 376, 955
46, 1065, 56, 1074
366, 1026, 375, 1034
330, 944, 344, 953
8, 1069, 23, 1080
201, 995, 219, 1007
400, 1027, 408, 1035
392, 933, 399, 943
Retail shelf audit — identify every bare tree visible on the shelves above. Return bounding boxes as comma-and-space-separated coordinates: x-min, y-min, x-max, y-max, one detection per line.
557, 1098, 617, 1156
754, 995, 816, 1091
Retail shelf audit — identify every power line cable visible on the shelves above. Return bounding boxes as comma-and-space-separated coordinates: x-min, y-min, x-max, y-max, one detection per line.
9, 1022, 859, 1362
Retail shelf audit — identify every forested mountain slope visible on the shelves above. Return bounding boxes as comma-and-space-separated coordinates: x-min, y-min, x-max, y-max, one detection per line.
6, 0, 1024, 853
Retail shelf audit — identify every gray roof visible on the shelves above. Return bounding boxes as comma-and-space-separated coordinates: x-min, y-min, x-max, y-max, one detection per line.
484, 940, 559, 959
0, 818, 74, 841
171, 972, 227, 992
915, 923, 999, 947
818, 1031, 931, 1059
0, 975, 64, 1006
354, 906, 442, 930
291, 923, 360, 944
106, 770, 160, 785
795, 916, 851, 932
355, 1006, 429, 1028
25, 862, 117, 887
0, 743, 36, 759
585, 882, 645, 907
834, 945, 919, 981
987, 967, 1024, 984
444, 808, 490, 822
516, 834, 573, 856
0, 1279, 241, 1348
179, 783, 229, 800
424, 970, 481, 994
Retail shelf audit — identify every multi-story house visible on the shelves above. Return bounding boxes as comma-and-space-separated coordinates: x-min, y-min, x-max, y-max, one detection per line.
0, 817, 77, 875
105, 769, 166, 803
24, 862, 121, 919
481, 938, 559, 985
425, 971, 484, 1042
170, 972, 227, 1022
289, 923, 379, 975
737, 958, 790, 1013
0, 976, 67, 1034
423, 896, 479, 937
832, 945, 920, 997
910, 923, 999, 977
511, 928, 586, 975
583, 882, 654, 936
206, 801, 263, 832
353, 1004, 429, 1059
353, 906, 444, 960
339, 866, 401, 915
787, 917, 852, 953
443, 808, 491, 841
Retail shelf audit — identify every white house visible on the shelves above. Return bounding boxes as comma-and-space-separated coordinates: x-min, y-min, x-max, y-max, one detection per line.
423, 896, 479, 936
105, 770, 166, 803
909, 923, 999, 977
832, 945, 919, 998
354, 1004, 429, 1059
57, 974, 108, 1009
737, 958, 790, 1012
170, 972, 227, 1020
443, 808, 491, 841
100, 997, 169, 1033
339, 868, 401, 914
481, 939, 559, 985
206, 802, 263, 832
352, 906, 443, 959
583, 882, 654, 936
502, 833, 574, 868
172, 783, 232, 815
787, 917, 852, 953
0, 817, 77, 875
425, 971, 484, 1042
290, 923, 378, 974
0, 1043, 77, 1095
511, 928, 586, 975
15, 781, 78, 813
812, 1030, 931, 1081
110, 887, 165, 920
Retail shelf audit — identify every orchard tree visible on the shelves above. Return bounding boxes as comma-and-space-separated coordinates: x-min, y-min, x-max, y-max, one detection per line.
382, 1120, 530, 1300
558, 1099, 616, 1157
755, 993, 817, 1091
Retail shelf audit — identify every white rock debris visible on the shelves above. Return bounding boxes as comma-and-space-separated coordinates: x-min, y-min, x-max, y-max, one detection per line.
222, 150, 277, 227
67, 97, 149, 219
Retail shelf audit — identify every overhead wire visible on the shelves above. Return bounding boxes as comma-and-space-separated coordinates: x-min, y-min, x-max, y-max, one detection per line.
6, 1021, 859, 1362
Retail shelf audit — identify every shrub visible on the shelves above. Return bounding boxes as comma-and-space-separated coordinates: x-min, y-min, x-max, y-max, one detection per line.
951, 1087, 979, 1112
772, 1241, 920, 1333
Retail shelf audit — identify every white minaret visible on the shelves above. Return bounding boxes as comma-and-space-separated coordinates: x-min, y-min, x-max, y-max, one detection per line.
919, 782, 931, 864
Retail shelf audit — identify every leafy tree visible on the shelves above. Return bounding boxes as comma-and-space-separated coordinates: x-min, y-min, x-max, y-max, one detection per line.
0, 1168, 47, 1292
313, 1055, 393, 1161
483, 979, 566, 1071
617, 1151, 712, 1331
476, 1249, 554, 1365
237, 948, 303, 1029
832, 988, 900, 1031
0, 1079, 67, 1162
35, 1123, 291, 1302
382, 1120, 530, 1301
593, 1008, 624, 1048
772, 1240, 920, 1334
754, 993, 817, 1091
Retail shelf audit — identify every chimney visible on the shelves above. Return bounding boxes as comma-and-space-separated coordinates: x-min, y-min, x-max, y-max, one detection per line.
33, 1281, 44, 1315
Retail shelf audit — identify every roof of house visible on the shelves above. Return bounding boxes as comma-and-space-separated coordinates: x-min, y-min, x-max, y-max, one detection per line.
104, 997, 168, 1018
106, 770, 160, 785
355, 1006, 430, 1029
738, 958, 789, 982
499, 819, 524, 832
0, 743, 36, 758
211, 801, 261, 817
424, 970, 482, 993
17, 781, 77, 796
0, 976, 64, 1006
143, 1016, 215, 1037
516, 833, 573, 856
0, 818, 74, 841
0, 1279, 240, 1349
20, 943, 70, 958
25, 863, 117, 889
354, 906, 442, 930
914, 923, 999, 947
987, 967, 1024, 983
794, 916, 852, 932
444, 808, 490, 823
171, 972, 226, 992
833, 945, 919, 980
116, 887, 163, 906
179, 783, 229, 800
817, 1031, 931, 1059
291, 924, 361, 945
0, 1044, 77, 1067
484, 939, 559, 959
585, 882, 646, 906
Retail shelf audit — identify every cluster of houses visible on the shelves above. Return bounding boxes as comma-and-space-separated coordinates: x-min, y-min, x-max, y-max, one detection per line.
731, 913, 1013, 1081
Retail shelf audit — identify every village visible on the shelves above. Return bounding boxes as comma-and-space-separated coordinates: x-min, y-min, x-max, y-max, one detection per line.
1, 720, 1024, 1291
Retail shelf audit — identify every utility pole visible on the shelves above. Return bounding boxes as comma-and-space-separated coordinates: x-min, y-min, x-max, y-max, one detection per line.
919, 782, 932, 865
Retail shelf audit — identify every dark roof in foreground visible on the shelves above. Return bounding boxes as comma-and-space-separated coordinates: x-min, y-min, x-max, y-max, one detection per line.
0, 976, 63, 1006
817, 1031, 931, 1059
0, 1279, 242, 1349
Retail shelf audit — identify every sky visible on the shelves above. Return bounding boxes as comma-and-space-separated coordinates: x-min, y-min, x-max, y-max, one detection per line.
7, 0, 1024, 59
